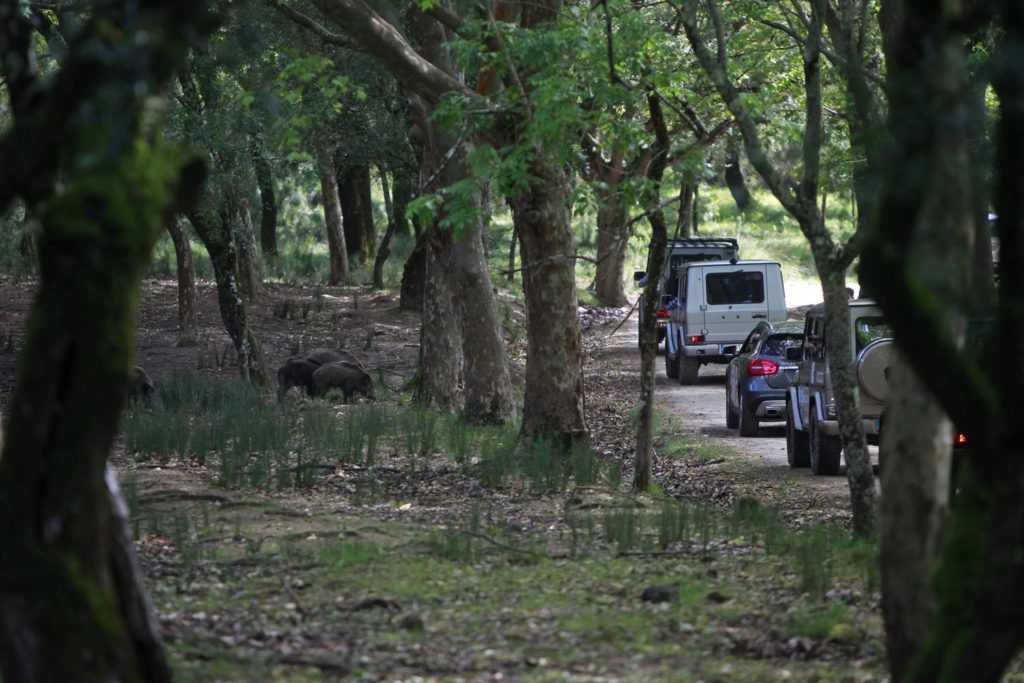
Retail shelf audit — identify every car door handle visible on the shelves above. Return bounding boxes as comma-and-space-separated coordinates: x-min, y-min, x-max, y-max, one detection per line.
752, 314, 767, 319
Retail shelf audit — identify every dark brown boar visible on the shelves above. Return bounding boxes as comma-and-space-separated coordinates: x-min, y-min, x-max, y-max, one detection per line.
304, 347, 366, 369
311, 361, 376, 403
277, 357, 321, 400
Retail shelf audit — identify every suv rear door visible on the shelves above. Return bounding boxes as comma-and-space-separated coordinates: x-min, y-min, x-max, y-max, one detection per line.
699, 263, 770, 344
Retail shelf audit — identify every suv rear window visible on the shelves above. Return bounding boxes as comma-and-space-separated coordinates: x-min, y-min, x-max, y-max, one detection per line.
854, 315, 893, 351
706, 271, 765, 305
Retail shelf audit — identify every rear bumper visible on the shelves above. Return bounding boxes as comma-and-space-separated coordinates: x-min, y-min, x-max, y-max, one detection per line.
817, 418, 882, 437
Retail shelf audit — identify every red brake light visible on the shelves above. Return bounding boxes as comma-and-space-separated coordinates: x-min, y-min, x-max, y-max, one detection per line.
748, 359, 780, 376
955, 433, 968, 446
687, 335, 705, 343
656, 309, 670, 318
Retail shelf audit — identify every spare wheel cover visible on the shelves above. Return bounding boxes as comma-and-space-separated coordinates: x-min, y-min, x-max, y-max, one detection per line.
857, 338, 894, 402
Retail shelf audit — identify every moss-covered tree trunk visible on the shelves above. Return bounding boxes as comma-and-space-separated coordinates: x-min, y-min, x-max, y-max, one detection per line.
372, 166, 394, 290
167, 215, 199, 346
0, 145, 177, 683
415, 227, 461, 411
0, 4, 211, 678
234, 202, 262, 300
187, 188, 268, 385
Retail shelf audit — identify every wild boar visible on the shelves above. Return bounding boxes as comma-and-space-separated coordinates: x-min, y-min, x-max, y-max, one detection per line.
311, 361, 376, 403
128, 366, 155, 403
304, 347, 366, 369
277, 357, 321, 400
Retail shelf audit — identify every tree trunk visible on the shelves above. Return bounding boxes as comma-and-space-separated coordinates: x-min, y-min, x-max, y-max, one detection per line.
507, 222, 518, 281
250, 136, 278, 257
392, 166, 414, 237
508, 158, 588, 443
339, 164, 376, 261
723, 133, 752, 212
166, 215, 198, 346
450, 218, 517, 424
187, 189, 268, 385
819, 271, 877, 537
415, 228, 461, 411
635, 92, 671, 491
400, 236, 427, 311
677, 181, 695, 238
593, 188, 630, 307
317, 142, 350, 285
0, 144, 176, 683
233, 202, 262, 300
373, 167, 396, 289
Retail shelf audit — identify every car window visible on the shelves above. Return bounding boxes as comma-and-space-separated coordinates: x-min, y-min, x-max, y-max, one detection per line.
854, 315, 892, 352
762, 333, 803, 357
705, 271, 765, 305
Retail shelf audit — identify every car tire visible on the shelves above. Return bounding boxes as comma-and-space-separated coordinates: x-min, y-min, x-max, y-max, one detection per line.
678, 356, 700, 385
726, 390, 739, 429
786, 402, 810, 468
738, 394, 758, 437
809, 407, 842, 476
665, 349, 679, 379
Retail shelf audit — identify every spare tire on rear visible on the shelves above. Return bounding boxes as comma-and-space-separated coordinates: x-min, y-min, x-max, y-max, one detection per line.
857, 338, 894, 402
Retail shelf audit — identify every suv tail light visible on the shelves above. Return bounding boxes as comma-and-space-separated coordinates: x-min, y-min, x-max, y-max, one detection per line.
748, 359, 779, 376
955, 433, 968, 447
687, 334, 705, 343
656, 309, 669, 318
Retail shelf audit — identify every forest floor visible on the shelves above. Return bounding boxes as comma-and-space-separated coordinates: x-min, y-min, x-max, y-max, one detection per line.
0, 275, 893, 683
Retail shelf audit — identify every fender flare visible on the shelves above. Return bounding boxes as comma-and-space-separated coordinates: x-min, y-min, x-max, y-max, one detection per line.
786, 387, 804, 432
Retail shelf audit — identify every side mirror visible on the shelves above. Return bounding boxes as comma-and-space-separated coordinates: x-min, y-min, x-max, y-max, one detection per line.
633, 270, 646, 282
786, 347, 802, 361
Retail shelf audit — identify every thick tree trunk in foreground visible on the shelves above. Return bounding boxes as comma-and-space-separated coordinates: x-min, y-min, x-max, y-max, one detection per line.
509, 159, 587, 442
878, 45, 971, 672
0, 145, 176, 683
723, 133, 752, 212
250, 137, 278, 257
317, 142, 350, 285
167, 215, 199, 346
187, 190, 267, 385
676, 181, 695, 238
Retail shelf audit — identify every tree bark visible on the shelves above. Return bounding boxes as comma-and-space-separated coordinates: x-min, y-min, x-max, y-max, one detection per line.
373, 166, 396, 289
167, 215, 199, 346
400, 236, 427, 311
507, 222, 518, 281
415, 228, 461, 411
593, 187, 630, 307
508, 158, 588, 442
187, 187, 268, 385
391, 166, 414, 237
250, 136, 278, 257
635, 92, 670, 491
317, 141, 350, 285
233, 201, 262, 300
339, 164, 376, 261
676, 181, 695, 238
723, 133, 752, 212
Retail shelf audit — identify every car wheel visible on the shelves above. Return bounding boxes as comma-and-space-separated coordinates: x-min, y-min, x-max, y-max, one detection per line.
665, 348, 679, 379
809, 406, 842, 476
725, 390, 739, 429
678, 356, 700, 385
738, 394, 758, 437
786, 402, 810, 468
